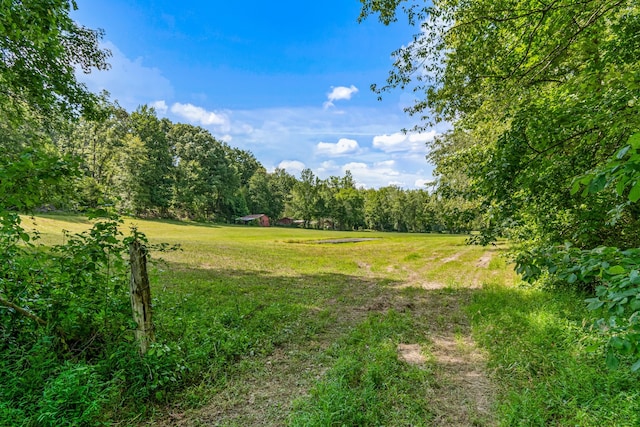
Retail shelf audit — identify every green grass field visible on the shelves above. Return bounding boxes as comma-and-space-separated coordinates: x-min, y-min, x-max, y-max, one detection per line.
18, 215, 640, 426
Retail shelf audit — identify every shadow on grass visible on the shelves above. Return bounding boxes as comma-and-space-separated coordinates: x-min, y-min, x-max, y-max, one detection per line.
131, 217, 223, 228
468, 284, 640, 426
30, 213, 93, 224
152, 261, 410, 322
149, 261, 437, 426
148, 261, 640, 427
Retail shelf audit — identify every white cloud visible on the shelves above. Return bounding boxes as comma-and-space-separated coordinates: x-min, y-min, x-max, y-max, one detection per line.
224, 105, 441, 189
76, 41, 174, 110
372, 130, 437, 153
415, 178, 435, 188
375, 160, 396, 168
323, 85, 359, 109
343, 162, 368, 170
170, 102, 228, 127
333, 160, 429, 189
316, 138, 360, 156
317, 160, 340, 174
149, 100, 168, 114
278, 160, 306, 176
328, 85, 359, 101
374, 133, 405, 147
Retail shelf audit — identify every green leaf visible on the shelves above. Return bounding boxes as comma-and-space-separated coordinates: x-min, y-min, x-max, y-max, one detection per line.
616, 178, 628, 196
606, 349, 620, 370
610, 336, 625, 350
567, 273, 577, 284
588, 175, 607, 194
616, 145, 631, 160
586, 298, 605, 311
607, 265, 627, 275
629, 180, 640, 203
570, 179, 581, 195
631, 359, 640, 372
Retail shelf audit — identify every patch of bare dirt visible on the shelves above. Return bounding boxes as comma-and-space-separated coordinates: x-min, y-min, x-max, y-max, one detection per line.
356, 260, 372, 272
442, 246, 476, 263
361, 294, 415, 313
475, 252, 493, 268
394, 280, 448, 290
441, 253, 461, 263
411, 289, 497, 426
398, 343, 426, 366
393, 267, 448, 290
428, 335, 495, 426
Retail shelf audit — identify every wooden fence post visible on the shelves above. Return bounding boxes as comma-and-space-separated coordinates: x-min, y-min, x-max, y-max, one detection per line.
129, 238, 155, 355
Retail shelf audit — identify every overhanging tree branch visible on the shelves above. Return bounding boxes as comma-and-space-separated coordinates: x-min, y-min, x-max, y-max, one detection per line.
0, 295, 46, 326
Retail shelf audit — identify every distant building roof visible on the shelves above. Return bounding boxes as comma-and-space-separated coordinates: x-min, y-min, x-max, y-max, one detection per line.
236, 214, 266, 221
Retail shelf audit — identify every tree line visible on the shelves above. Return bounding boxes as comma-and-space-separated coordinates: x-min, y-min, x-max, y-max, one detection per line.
7, 97, 475, 233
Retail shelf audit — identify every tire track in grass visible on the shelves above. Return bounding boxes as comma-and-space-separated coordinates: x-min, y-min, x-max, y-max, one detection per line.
395, 251, 498, 426
151, 249, 500, 426
413, 288, 497, 427
150, 279, 391, 427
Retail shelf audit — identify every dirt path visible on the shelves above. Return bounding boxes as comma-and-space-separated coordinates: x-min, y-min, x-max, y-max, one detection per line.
395, 290, 495, 425
160, 347, 323, 426
150, 280, 391, 427
151, 252, 497, 426
395, 250, 497, 425
418, 289, 496, 426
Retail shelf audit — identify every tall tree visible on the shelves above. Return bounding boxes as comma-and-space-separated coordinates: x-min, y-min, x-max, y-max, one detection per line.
128, 106, 174, 215
169, 123, 239, 220
290, 168, 318, 228
0, 0, 110, 121
247, 168, 285, 220
332, 171, 365, 230
227, 147, 262, 187
55, 100, 129, 208
364, 187, 392, 231
0, 0, 111, 211
360, 0, 639, 245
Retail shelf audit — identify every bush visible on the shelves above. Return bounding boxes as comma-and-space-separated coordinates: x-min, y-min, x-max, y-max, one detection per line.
516, 243, 640, 369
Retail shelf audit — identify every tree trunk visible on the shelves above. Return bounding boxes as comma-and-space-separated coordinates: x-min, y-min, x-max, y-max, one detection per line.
129, 238, 155, 355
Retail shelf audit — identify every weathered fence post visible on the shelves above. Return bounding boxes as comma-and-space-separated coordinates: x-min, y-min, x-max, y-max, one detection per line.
129, 238, 155, 355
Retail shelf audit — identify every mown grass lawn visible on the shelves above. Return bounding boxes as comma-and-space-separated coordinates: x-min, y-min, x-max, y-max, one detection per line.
20, 214, 640, 426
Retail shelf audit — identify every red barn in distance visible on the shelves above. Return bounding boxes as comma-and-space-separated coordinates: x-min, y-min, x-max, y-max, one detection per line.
235, 214, 270, 227
276, 217, 294, 226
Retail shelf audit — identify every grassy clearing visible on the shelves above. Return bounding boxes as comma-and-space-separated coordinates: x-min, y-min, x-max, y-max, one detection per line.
13, 214, 640, 426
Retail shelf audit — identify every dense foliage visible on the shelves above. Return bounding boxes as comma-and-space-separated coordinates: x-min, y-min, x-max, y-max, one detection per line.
0, 0, 110, 121
360, 0, 640, 366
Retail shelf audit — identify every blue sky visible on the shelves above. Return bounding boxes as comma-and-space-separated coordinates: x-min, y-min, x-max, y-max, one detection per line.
72, 1, 442, 188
